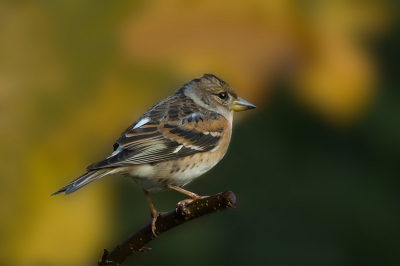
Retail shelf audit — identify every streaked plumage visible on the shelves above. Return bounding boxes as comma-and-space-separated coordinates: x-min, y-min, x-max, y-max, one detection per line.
52, 74, 256, 235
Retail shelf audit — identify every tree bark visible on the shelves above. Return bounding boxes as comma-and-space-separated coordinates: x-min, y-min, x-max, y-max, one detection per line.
98, 190, 236, 266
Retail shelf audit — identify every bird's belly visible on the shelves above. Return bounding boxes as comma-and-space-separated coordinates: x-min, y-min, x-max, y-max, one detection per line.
120, 151, 223, 192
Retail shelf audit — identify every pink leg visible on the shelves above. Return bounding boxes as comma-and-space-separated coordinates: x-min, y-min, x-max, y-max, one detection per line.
143, 190, 163, 237
167, 185, 205, 205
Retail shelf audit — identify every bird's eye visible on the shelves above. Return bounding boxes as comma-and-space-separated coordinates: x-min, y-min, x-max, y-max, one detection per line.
218, 92, 228, 100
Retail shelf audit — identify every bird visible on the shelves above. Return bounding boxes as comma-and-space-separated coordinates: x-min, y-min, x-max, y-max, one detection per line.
52, 74, 256, 235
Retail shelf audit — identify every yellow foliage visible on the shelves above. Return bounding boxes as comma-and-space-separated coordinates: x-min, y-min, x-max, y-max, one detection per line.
0, 0, 393, 264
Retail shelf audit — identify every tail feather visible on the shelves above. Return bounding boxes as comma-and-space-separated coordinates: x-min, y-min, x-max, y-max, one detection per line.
51, 169, 114, 196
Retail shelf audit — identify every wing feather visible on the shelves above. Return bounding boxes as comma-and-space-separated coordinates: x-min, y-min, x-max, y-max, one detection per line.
86, 97, 228, 171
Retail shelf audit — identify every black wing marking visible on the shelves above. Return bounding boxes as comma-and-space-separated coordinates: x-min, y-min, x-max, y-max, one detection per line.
86, 112, 226, 171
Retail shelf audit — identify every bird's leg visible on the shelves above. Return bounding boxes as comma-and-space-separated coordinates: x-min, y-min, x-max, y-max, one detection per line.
167, 185, 205, 205
143, 190, 163, 237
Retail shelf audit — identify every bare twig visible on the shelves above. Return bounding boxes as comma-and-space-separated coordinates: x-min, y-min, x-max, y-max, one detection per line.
98, 190, 236, 266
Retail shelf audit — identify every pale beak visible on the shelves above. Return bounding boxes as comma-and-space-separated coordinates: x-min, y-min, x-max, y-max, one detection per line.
230, 98, 256, 112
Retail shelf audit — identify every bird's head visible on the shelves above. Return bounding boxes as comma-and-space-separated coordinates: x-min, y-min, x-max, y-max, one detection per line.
182, 74, 256, 119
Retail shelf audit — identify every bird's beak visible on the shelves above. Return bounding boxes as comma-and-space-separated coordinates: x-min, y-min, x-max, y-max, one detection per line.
230, 98, 257, 112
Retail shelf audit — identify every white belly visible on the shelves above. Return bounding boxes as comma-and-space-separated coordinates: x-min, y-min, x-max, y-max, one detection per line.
118, 151, 224, 192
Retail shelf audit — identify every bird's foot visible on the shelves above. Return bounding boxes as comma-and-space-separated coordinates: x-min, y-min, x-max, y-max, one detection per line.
175, 195, 207, 216
177, 196, 205, 206
150, 210, 165, 237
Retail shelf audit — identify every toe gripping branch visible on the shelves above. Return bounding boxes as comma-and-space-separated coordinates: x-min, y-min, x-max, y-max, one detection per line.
98, 191, 237, 266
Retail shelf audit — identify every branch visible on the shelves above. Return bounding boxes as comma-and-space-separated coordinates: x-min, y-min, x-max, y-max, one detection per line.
98, 190, 236, 266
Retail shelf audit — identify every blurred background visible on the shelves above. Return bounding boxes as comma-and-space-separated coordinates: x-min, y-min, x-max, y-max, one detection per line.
1, 0, 399, 265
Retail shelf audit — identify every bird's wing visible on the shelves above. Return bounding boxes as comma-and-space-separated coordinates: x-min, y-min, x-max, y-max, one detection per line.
86, 111, 229, 171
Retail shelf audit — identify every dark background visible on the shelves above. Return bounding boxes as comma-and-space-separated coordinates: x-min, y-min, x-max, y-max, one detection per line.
0, 1, 399, 265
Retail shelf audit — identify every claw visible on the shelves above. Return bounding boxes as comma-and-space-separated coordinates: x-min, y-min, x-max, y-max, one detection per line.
175, 196, 207, 217
151, 216, 158, 237
150, 210, 166, 237
178, 198, 195, 206
144, 187, 206, 236
144, 190, 165, 237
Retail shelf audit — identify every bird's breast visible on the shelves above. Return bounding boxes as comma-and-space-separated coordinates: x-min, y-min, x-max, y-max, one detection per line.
120, 147, 227, 192
118, 123, 231, 192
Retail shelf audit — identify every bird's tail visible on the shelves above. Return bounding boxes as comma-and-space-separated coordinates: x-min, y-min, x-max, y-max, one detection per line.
51, 169, 115, 196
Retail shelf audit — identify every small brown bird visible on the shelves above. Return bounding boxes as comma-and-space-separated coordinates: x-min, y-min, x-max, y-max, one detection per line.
52, 74, 256, 235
